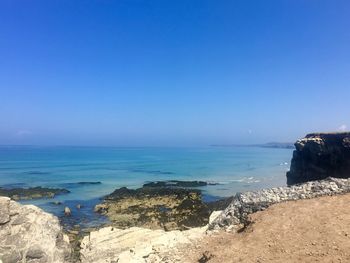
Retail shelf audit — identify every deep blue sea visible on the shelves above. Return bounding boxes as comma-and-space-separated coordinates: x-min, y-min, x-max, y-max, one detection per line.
0, 146, 293, 228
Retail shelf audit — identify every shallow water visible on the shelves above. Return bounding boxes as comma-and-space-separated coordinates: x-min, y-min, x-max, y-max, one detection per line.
0, 146, 293, 227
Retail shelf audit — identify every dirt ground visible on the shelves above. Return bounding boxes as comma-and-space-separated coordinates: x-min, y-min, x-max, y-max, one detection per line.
181, 193, 350, 263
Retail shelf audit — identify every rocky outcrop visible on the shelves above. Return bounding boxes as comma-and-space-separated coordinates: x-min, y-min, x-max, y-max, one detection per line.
86, 178, 350, 262
80, 226, 206, 263
210, 177, 350, 230
287, 132, 350, 185
0, 187, 70, 200
143, 180, 210, 188
0, 197, 71, 263
95, 186, 210, 230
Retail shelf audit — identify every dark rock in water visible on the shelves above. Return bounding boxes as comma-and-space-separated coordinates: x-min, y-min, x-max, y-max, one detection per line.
104, 186, 201, 200
0, 186, 70, 200
95, 186, 210, 231
25, 171, 50, 175
287, 132, 350, 185
131, 169, 174, 175
77, 181, 101, 185
143, 180, 212, 188
51, 201, 63, 205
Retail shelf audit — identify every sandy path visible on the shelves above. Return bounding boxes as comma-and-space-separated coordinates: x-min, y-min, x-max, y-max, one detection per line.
181, 193, 350, 263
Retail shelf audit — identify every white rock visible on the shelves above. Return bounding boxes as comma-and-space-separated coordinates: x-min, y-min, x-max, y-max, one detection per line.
80, 226, 206, 263
0, 196, 70, 263
209, 210, 223, 224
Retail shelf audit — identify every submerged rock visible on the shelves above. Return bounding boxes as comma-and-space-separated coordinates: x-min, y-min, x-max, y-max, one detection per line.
143, 180, 210, 188
77, 181, 101, 185
0, 196, 71, 262
51, 201, 63, 205
0, 186, 70, 200
95, 186, 210, 230
287, 132, 350, 185
210, 177, 350, 230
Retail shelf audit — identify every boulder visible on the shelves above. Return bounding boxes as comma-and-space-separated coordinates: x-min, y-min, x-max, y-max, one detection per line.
0, 197, 71, 263
287, 132, 350, 185
64, 207, 71, 216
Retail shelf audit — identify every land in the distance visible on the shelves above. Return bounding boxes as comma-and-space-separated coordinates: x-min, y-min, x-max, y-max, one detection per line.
211, 142, 295, 149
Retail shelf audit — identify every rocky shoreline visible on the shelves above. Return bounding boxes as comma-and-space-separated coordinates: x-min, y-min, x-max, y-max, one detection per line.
2, 132, 350, 262
2, 176, 350, 262
80, 176, 350, 262
94, 185, 219, 231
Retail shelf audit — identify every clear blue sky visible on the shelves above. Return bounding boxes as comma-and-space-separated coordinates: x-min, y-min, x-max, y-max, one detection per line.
1, 0, 349, 146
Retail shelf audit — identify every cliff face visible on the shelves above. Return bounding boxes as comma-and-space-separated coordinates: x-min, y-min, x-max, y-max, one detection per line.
287, 133, 350, 185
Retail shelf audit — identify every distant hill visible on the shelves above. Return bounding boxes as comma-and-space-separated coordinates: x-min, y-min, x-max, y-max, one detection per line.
211, 142, 295, 149
259, 142, 295, 149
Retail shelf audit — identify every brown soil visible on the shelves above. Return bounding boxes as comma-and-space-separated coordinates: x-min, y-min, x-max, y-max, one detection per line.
182, 193, 350, 263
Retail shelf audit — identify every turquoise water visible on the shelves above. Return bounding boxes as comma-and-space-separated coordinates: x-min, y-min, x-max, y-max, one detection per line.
0, 146, 293, 227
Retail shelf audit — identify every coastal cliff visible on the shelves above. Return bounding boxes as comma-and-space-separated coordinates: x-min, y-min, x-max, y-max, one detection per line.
287, 132, 350, 185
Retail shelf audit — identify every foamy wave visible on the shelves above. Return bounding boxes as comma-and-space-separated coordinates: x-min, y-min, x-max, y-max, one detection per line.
229, 177, 260, 184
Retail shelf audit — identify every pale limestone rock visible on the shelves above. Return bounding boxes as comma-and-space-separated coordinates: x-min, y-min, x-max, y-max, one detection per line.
209, 211, 222, 225
210, 177, 350, 230
0, 197, 71, 263
80, 226, 206, 263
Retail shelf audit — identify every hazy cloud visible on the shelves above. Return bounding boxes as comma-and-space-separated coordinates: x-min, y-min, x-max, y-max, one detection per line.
338, 124, 347, 132
15, 130, 32, 137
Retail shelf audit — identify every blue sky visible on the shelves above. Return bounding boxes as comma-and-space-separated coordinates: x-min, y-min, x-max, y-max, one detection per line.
0, 0, 349, 146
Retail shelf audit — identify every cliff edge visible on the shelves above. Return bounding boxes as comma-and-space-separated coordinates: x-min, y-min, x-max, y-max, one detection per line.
287, 132, 350, 185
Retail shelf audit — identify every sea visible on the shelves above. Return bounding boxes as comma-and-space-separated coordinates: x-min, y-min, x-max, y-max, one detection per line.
0, 146, 293, 228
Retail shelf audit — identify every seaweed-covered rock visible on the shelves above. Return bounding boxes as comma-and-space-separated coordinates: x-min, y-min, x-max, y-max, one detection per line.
77, 181, 101, 185
287, 132, 350, 185
0, 186, 70, 200
210, 177, 350, 230
143, 180, 209, 188
95, 186, 210, 230
0, 197, 71, 262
